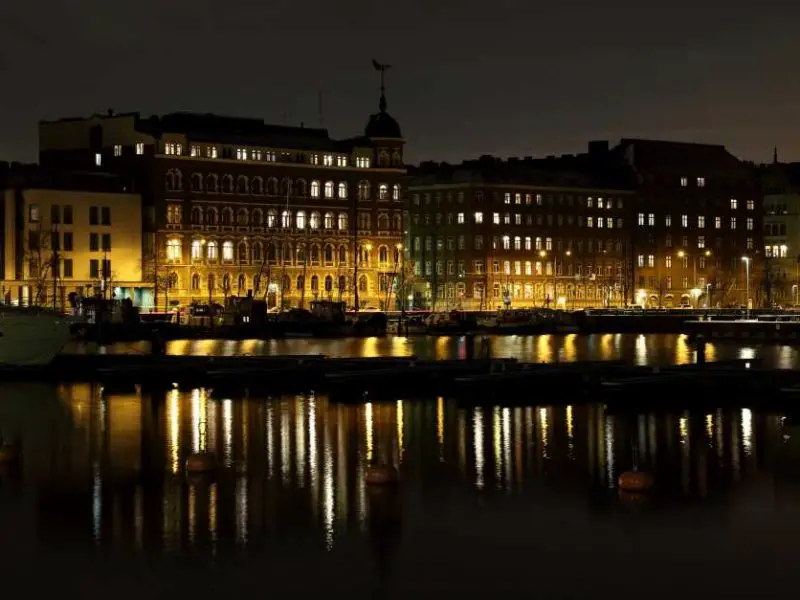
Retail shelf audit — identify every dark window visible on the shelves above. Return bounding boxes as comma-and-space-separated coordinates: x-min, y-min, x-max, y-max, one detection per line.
102, 234, 111, 251
102, 259, 111, 278
89, 233, 99, 251
63, 259, 73, 278
63, 232, 73, 251
89, 259, 99, 278
50, 231, 60, 251
52, 259, 60, 278
63, 205, 73, 225
101, 207, 111, 225
28, 204, 40, 222
50, 205, 60, 224
89, 206, 99, 225
28, 230, 40, 251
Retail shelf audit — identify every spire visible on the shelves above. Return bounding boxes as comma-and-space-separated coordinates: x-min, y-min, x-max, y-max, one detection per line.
773, 146, 779, 164
372, 59, 391, 113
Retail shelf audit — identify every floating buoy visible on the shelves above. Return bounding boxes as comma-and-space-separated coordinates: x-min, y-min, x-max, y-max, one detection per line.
618, 470, 654, 492
365, 464, 398, 486
186, 451, 218, 474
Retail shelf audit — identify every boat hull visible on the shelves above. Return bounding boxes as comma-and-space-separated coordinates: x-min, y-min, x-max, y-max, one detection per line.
0, 311, 74, 366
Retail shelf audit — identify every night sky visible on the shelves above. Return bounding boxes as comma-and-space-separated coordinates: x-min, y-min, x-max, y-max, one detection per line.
1, 1, 799, 164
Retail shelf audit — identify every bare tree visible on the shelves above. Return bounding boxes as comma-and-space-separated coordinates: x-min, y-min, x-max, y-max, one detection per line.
24, 222, 55, 307
141, 251, 174, 311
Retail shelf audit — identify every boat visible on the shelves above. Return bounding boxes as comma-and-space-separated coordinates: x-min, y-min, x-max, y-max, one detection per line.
0, 306, 76, 367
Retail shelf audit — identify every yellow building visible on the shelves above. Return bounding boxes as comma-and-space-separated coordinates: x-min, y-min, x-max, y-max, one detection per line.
1, 169, 147, 309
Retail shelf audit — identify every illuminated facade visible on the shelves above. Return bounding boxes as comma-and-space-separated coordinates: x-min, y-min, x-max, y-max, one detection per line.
0, 167, 145, 308
407, 147, 635, 310
39, 86, 405, 310
624, 139, 764, 308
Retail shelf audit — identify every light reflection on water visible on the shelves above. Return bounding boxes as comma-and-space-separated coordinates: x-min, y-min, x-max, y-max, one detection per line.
3, 381, 800, 597
64, 334, 796, 368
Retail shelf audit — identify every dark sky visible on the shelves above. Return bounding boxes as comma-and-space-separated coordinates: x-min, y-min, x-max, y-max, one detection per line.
1, 1, 799, 164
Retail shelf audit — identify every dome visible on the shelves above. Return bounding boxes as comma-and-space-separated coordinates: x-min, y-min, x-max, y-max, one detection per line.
364, 92, 402, 139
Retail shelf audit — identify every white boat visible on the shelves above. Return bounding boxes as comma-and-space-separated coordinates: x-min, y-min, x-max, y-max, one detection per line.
0, 307, 75, 367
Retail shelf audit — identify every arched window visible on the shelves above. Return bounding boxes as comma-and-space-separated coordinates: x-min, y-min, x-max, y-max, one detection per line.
236, 208, 248, 226
191, 273, 200, 291
338, 245, 347, 264
324, 212, 334, 229
221, 207, 233, 225
237, 273, 246, 293
165, 169, 182, 191
377, 214, 389, 230
309, 212, 321, 229
267, 243, 277, 263
252, 208, 263, 226
311, 275, 319, 291
267, 177, 278, 196
222, 174, 233, 194
222, 273, 231, 292
392, 213, 402, 230
205, 174, 218, 193
191, 239, 202, 260
324, 244, 334, 264
206, 241, 218, 261
296, 275, 305, 291
310, 244, 320, 264
296, 210, 306, 229
359, 275, 368, 292
166, 238, 181, 262
281, 273, 291, 292
207, 273, 216, 291
296, 245, 306, 264
168, 272, 179, 290
266, 209, 277, 228
191, 206, 203, 225
206, 207, 218, 225
222, 240, 234, 261
238, 242, 248, 263
236, 175, 248, 194
191, 173, 203, 192
296, 179, 307, 197
310, 180, 321, 198
281, 210, 291, 229
338, 275, 346, 293
251, 177, 264, 195
252, 241, 263, 262
392, 184, 401, 200
338, 182, 347, 199
358, 181, 370, 201
379, 246, 389, 264
378, 184, 388, 200
282, 242, 292, 265
338, 213, 348, 230
325, 275, 333, 293
324, 181, 334, 198
281, 178, 292, 197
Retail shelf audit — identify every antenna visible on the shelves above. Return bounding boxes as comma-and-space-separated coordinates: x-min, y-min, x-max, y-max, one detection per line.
317, 90, 324, 128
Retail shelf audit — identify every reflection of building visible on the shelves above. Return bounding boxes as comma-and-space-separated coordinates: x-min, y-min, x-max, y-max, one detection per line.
761, 160, 800, 306
39, 81, 405, 310
624, 139, 763, 308
407, 144, 635, 310
0, 166, 146, 307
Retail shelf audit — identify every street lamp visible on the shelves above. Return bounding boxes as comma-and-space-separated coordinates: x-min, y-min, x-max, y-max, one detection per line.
741, 256, 751, 318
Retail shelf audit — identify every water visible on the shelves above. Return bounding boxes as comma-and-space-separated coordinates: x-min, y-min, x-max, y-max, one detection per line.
65, 333, 800, 368
2, 377, 800, 597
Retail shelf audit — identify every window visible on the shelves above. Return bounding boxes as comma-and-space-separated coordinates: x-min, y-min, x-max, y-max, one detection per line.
457, 212, 465, 224
392, 184, 401, 200
191, 240, 202, 260
681, 214, 688, 228
311, 181, 321, 198
514, 193, 521, 205
730, 198, 737, 210
63, 259, 73, 278
637, 212, 645, 226
28, 204, 40, 223
379, 184, 389, 200
699, 256, 706, 269
112, 144, 122, 157
715, 216, 721, 229
135, 142, 144, 155
101, 207, 111, 225
207, 241, 217, 261
94, 153, 102, 166
324, 181, 334, 198
492, 213, 500, 225
166, 238, 181, 261
665, 214, 672, 227
730, 217, 737, 230
338, 213, 348, 230
222, 241, 234, 261
89, 233, 99, 251
637, 254, 644, 267
356, 157, 370, 168
502, 236, 510, 250
337, 182, 347, 199
698, 236, 705, 249
102, 234, 111, 251
695, 216, 704, 229
747, 199, 754, 211
746, 237, 753, 250
746, 217, 753, 230
545, 237, 552, 251
296, 211, 307, 229
648, 213, 655, 226
89, 260, 99, 278
323, 154, 333, 166
697, 177, 705, 187
337, 156, 348, 167
647, 255, 654, 268
504, 213, 511, 225
63, 232, 73, 251
665, 255, 672, 268
680, 177, 688, 187
587, 216, 593, 228
63, 205, 73, 225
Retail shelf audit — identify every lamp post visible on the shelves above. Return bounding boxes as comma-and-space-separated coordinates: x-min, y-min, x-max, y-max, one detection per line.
741, 256, 751, 318
677, 249, 711, 307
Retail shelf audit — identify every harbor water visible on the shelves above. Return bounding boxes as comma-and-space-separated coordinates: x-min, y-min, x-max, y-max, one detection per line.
0, 334, 799, 597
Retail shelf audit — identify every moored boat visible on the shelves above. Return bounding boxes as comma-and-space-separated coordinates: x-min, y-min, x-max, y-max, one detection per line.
0, 306, 76, 367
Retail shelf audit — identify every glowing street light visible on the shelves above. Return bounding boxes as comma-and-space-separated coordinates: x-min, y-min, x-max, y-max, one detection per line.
741, 256, 751, 318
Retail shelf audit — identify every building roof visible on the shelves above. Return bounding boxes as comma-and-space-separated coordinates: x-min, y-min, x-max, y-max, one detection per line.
614, 138, 750, 178
0, 163, 134, 194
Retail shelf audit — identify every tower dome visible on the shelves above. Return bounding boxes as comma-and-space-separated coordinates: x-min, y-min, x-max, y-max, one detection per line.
365, 60, 402, 139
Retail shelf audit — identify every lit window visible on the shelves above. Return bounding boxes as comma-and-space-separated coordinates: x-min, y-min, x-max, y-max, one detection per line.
680, 177, 688, 187
392, 184, 401, 200
309, 154, 319, 165
514, 193, 521, 205
191, 240, 202, 260
113, 145, 122, 157
637, 254, 644, 267
251, 149, 262, 161
681, 215, 688, 228
457, 213, 465, 224
236, 148, 247, 160
587, 216, 593, 228
647, 255, 654, 268
730, 217, 737, 230
638, 213, 644, 226
206, 241, 217, 260
474, 212, 483, 224
698, 236, 705, 248
338, 182, 347, 199
514, 236, 521, 250
379, 184, 389, 200
356, 157, 370, 168
323, 155, 334, 166
502, 236, 510, 250
135, 142, 144, 155
337, 156, 348, 167
746, 199, 754, 211
535, 237, 542, 250
665, 214, 672, 227
746, 217, 753, 230
504, 213, 511, 225
492, 213, 500, 225
698, 216, 705, 228
536, 194, 542, 205
697, 177, 705, 187
515, 214, 522, 225
296, 211, 306, 229
648, 213, 655, 226
545, 237, 552, 250
311, 181, 321, 198
222, 241, 234, 261
746, 238, 754, 250
504, 193, 511, 204
730, 198, 738, 210
524, 237, 531, 250
166, 239, 182, 262
94, 153, 102, 166
715, 216, 721, 229
665, 255, 672, 268
606, 217, 613, 228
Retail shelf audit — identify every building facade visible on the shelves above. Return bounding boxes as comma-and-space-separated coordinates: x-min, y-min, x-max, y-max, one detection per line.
39, 88, 405, 310
760, 161, 800, 306
408, 150, 635, 310
622, 139, 763, 308
0, 166, 145, 308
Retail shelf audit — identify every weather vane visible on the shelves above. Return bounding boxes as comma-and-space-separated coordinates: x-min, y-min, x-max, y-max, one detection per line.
372, 59, 391, 91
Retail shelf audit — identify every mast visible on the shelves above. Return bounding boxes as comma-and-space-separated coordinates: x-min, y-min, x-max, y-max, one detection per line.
279, 178, 291, 310
353, 198, 359, 311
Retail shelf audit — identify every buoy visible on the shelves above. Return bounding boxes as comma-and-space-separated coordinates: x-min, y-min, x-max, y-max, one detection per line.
186, 451, 218, 474
618, 470, 654, 492
365, 464, 399, 486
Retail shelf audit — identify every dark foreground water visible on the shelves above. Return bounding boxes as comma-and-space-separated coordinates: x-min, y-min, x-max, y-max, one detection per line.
1, 379, 800, 598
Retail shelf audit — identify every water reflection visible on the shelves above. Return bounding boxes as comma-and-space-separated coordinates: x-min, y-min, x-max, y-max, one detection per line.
0, 383, 794, 557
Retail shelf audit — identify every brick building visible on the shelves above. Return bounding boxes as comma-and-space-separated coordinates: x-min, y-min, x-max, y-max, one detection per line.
38, 86, 405, 310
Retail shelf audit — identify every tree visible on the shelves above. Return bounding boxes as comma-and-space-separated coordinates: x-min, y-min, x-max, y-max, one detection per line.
141, 249, 174, 311
24, 222, 56, 307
